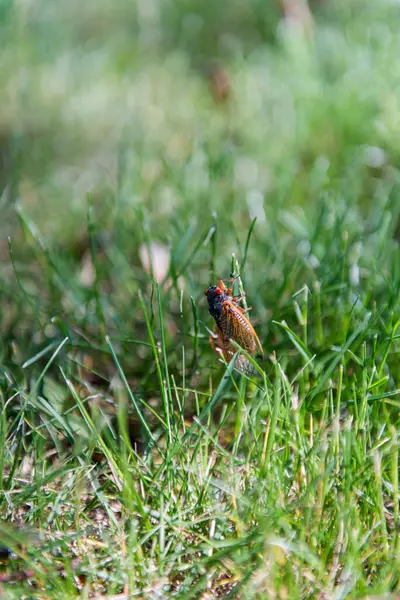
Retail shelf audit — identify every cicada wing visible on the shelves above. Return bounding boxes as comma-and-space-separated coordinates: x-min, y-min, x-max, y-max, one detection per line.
231, 303, 264, 356
235, 354, 257, 375
220, 302, 263, 356
248, 325, 264, 357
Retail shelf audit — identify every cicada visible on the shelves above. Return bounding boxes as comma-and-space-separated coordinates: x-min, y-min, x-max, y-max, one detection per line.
204, 279, 263, 371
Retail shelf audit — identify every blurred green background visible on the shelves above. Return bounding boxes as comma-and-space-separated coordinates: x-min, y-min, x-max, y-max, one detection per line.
1, 0, 400, 383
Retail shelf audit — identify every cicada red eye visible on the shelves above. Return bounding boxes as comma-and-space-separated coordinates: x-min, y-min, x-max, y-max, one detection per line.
215, 287, 223, 295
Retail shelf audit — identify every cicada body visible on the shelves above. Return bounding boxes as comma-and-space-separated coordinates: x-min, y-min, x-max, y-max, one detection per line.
204, 280, 263, 371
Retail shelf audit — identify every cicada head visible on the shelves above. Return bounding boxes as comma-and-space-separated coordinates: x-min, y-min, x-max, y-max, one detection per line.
204, 285, 225, 322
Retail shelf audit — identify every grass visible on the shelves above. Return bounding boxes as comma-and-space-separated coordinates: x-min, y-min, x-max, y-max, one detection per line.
1, 0, 400, 598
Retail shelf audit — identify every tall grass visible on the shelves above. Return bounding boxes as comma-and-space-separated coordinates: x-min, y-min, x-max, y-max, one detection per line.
1, 0, 400, 597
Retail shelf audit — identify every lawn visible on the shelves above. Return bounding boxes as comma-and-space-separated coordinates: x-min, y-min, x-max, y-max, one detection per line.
1, 0, 400, 598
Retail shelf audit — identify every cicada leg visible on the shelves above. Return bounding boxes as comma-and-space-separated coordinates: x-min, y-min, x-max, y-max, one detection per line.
218, 277, 250, 307
216, 279, 233, 296
209, 325, 234, 362
217, 274, 243, 297
235, 303, 252, 314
